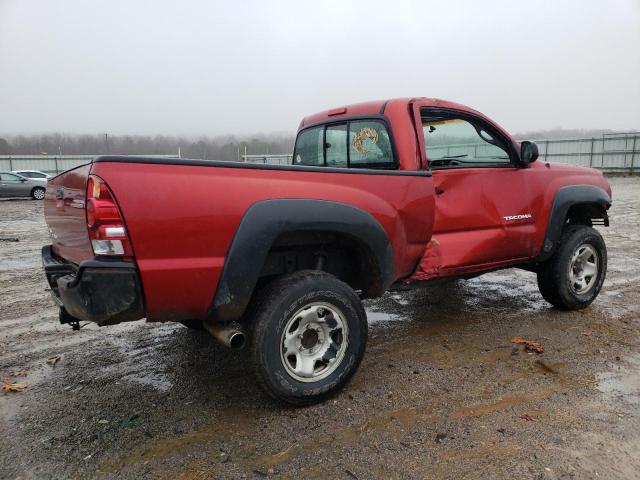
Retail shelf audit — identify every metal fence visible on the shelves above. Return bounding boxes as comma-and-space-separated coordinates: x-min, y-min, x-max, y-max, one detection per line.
241, 154, 293, 165
0, 155, 176, 175
534, 133, 639, 172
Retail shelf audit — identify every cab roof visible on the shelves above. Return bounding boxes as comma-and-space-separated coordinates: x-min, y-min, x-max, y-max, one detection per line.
300, 97, 481, 128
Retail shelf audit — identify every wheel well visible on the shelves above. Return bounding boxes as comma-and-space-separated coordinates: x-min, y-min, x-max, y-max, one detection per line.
566, 202, 609, 227
257, 230, 384, 298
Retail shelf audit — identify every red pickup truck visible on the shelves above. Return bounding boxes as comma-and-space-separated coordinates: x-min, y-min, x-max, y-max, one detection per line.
43, 98, 612, 405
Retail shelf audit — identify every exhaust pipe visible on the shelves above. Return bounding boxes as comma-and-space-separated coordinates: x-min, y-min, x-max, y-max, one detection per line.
203, 321, 246, 350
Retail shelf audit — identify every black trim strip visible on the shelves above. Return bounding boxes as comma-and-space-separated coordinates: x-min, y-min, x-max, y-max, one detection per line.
297, 113, 392, 132
93, 155, 432, 177
379, 100, 389, 114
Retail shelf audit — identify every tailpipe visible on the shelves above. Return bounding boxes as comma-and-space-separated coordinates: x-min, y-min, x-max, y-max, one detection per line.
203, 321, 246, 350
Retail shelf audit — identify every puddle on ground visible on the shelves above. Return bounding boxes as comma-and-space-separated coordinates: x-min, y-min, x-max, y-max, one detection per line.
94, 322, 179, 393
365, 310, 404, 326
119, 372, 173, 393
597, 353, 640, 406
0, 257, 39, 270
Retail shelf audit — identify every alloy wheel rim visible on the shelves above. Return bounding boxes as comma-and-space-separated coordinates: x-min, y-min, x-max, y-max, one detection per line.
568, 243, 599, 294
280, 302, 348, 382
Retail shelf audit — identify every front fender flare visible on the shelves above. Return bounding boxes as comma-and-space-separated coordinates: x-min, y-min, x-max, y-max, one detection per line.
537, 184, 611, 262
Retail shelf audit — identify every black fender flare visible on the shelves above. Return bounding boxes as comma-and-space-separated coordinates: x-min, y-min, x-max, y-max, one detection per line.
207, 199, 394, 322
537, 185, 611, 262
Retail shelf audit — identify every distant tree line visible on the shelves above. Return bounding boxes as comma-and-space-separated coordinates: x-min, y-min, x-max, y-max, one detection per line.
0, 133, 295, 160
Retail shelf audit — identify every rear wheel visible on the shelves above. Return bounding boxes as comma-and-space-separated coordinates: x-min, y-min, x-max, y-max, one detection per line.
31, 187, 45, 200
537, 225, 607, 309
249, 271, 367, 406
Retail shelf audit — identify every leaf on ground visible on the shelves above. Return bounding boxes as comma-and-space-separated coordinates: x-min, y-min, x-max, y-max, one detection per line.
46, 355, 61, 366
2, 382, 28, 393
519, 414, 538, 422
510, 336, 544, 353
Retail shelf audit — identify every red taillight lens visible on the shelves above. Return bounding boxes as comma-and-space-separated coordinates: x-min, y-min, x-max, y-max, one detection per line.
86, 175, 132, 257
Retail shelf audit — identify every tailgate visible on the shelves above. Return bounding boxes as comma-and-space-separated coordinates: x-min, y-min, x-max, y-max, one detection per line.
44, 163, 94, 264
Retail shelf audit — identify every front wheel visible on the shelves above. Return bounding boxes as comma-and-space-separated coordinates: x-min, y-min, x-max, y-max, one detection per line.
249, 271, 367, 406
31, 187, 45, 200
537, 225, 607, 309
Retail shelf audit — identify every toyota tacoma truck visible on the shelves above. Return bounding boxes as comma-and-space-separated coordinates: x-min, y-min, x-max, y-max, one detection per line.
42, 98, 612, 405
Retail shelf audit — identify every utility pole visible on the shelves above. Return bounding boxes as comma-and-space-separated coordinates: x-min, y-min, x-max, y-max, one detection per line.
104, 133, 109, 154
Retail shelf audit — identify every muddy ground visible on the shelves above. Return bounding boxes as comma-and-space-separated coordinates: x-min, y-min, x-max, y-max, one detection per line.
1, 177, 639, 480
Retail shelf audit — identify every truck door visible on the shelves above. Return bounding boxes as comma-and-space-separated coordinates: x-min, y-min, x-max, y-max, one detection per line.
414, 106, 537, 276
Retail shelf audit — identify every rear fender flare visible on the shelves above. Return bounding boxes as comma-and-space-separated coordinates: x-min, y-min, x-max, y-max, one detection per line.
207, 199, 394, 323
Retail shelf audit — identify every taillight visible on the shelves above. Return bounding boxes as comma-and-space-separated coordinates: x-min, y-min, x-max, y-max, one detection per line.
86, 175, 132, 256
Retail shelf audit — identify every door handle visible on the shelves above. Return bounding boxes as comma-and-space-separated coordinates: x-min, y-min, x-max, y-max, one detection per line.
435, 187, 445, 195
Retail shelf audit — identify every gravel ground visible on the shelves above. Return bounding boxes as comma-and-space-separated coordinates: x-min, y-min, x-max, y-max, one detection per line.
1, 176, 639, 480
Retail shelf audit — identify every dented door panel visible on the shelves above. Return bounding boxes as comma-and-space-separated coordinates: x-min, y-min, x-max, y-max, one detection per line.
411, 167, 536, 280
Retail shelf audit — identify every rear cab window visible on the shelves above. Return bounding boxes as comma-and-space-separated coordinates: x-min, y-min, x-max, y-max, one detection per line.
294, 119, 396, 170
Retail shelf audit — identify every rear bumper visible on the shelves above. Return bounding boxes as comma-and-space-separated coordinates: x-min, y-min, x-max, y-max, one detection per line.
42, 245, 144, 325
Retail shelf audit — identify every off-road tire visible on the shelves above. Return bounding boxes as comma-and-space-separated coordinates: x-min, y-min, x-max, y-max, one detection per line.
31, 187, 45, 200
248, 270, 367, 406
537, 225, 607, 309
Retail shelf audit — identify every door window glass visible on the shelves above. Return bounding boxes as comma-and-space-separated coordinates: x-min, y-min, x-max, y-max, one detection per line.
422, 116, 512, 169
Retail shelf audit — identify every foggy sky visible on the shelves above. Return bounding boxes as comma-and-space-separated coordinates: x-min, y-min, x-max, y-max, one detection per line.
1, 0, 639, 136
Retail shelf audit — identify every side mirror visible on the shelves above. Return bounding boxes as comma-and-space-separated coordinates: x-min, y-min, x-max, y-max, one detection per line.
19, 177, 27, 182
520, 141, 539, 166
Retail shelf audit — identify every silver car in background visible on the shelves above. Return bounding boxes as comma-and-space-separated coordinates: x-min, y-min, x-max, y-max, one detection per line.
0, 172, 47, 199
12, 169, 51, 180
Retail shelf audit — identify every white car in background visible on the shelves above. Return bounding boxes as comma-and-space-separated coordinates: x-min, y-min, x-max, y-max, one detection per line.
12, 170, 51, 182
